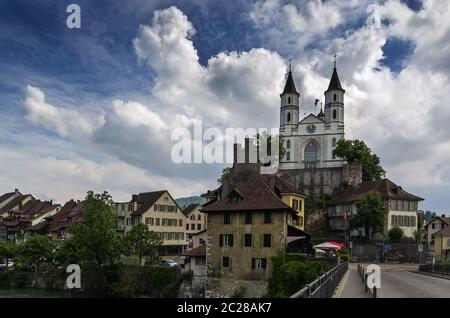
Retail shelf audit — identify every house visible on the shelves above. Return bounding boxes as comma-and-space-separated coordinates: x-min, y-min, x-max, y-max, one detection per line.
424, 215, 450, 248
328, 178, 424, 238
0, 189, 22, 211
26, 200, 84, 241
116, 190, 188, 257
201, 174, 309, 281
0, 193, 34, 221
432, 225, 450, 260
181, 229, 207, 277
183, 203, 207, 248
1, 199, 61, 242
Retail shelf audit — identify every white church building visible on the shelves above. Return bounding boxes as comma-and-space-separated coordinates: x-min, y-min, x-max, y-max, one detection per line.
279, 62, 345, 170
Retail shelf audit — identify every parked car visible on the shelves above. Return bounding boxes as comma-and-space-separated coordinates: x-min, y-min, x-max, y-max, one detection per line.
159, 259, 181, 272
0, 259, 14, 270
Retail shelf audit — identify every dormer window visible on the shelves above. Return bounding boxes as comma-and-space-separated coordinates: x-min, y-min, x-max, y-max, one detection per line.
230, 196, 240, 204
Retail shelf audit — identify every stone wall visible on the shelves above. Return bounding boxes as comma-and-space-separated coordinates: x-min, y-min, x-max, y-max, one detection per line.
278, 164, 362, 197
205, 277, 267, 298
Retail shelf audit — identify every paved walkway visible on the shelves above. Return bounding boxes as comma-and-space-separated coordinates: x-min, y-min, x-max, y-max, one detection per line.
335, 263, 370, 298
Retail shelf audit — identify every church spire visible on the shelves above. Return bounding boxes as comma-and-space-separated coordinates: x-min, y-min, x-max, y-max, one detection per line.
327, 54, 344, 92
282, 59, 299, 95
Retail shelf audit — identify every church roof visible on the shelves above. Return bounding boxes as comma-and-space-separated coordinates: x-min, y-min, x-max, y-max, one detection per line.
282, 71, 299, 95
327, 67, 344, 92
317, 108, 325, 120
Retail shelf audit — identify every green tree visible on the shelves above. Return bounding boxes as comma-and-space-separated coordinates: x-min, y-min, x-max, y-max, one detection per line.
333, 139, 386, 181
18, 235, 55, 270
125, 223, 162, 265
0, 240, 17, 267
388, 226, 404, 241
350, 192, 388, 239
69, 191, 123, 267
217, 166, 233, 184
413, 229, 423, 242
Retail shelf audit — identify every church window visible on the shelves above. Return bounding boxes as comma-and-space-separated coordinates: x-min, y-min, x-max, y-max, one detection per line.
332, 138, 336, 147
333, 93, 337, 101
286, 140, 291, 149
304, 141, 318, 169
333, 109, 337, 119
287, 112, 291, 123
286, 151, 290, 161
287, 96, 291, 104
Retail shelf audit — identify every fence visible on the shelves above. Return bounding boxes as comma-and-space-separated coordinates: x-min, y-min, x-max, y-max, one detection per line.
419, 264, 450, 276
357, 264, 377, 298
290, 262, 348, 298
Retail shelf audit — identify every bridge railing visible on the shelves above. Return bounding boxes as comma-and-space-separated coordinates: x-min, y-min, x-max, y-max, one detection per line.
419, 264, 450, 276
290, 262, 348, 298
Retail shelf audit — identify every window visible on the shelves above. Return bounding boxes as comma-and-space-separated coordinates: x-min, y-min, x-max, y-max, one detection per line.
244, 234, 252, 247
299, 200, 303, 211
224, 214, 231, 224
333, 93, 337, 101
199, 238, 205, 245
286, 151, 290, 161
332, 138, 336, 147
287, 112, 291, 123
155, 218, 160, 226
198, 214, 201, 220
223, 256, 230, 268
191, 224, 195, 230
292, 199, 299, 210
410, 216, 416, 227
391, 215, 396, 226
230, 195, 240, 204
244, 213, 252, 224
286, 140, 291, 149
403, 215, 409, 227
197, 224, 201, 230
287, 96, 291, 104
219, 234, 234, 247
195, 257, 206, 265
332, 109, 337, 119
251, 258, 267, 270
121, 205, 125, 212
128, 203, 133, 211
398, 201, 403, 211
264, 212, 272, 224
145, 217, 154, 225
263, 234, 272, 247
190, 215, 195, 220
186, 224, 189, 230
179, 219, 182, 227
304, 141, 318, 169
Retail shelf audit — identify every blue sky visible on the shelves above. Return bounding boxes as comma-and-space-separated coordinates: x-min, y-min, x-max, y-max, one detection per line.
0, 0, 449, 214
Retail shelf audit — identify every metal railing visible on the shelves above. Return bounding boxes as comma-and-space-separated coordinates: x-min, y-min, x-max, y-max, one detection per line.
419, 264, 450, 276
290, 262, 348, 298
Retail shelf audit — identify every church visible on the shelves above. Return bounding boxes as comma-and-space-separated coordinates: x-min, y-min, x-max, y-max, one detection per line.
279, 61, 345, 170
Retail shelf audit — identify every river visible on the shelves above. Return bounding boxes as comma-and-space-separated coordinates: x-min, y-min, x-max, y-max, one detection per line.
0, 288, 89, 298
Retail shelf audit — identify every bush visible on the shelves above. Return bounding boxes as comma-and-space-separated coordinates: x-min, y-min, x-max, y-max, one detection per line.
231, 286, 247, 298
388, 226, 404, 241
138, 266, 187, 297
267, 251, 330, 298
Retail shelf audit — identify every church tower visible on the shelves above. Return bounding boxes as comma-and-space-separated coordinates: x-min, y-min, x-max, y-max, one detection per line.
324, 59, 345, 126
279, 67, 299, 132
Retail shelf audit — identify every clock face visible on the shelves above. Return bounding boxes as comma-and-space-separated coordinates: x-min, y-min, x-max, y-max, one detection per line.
306, 124, 316, 134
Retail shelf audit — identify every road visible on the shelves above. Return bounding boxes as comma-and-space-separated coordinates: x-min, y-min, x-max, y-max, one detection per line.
378, 264, 450, 298
338, 263, 450, 298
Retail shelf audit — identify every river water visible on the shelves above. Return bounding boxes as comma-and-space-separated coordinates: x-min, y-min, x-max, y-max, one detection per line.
0, 288, 88, 298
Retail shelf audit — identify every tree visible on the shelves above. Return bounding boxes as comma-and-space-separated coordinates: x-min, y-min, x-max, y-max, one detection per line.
217, 166, 233, 184
0, 240, 17, 267
413, 229, 423, 242
256, 132, 286, 164
333, 139, 386, 181
388, 226, 404, 241
69, 191, 123, 267
18, 235, 55, 270
350, 192, 388, 239
125, 223, 162, 265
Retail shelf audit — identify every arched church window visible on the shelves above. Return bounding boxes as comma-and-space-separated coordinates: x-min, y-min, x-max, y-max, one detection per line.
332, 138, 336, 147
333, 93, 337, 101
333, 109, 337, 119
287, 112, 291, 123
304, 141, 318, 169
286, 140, 291, 149
286, 151, 290, 161
287, 96, 291, 104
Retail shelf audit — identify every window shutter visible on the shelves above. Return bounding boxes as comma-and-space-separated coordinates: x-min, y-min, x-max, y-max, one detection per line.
230, 234, 234, 247
219, 234, 223, 247
251, 258, 255, 269
261, 258, 267, 269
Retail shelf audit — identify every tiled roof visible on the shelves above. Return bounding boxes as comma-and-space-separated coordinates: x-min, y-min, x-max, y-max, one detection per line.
201, 174, 298, 213
182, 203, 199, 217
49, 200, 83, 231
282, 71, 299, 94
329, 178, 424, 205
181, 244, 206, 257
433, 225, 450, 237
0, 192, 15, 204
327, 67, 344, 91
424, 216, 450, 228
130, 190, 167, 216
0, 194, 33, 214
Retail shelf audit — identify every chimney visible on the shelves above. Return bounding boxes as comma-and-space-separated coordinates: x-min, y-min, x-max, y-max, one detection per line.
245, 138, 250, 164
132, 194, 138, 202
442, 214, 446, 218
15, 188, 19, 195
233, 143, 238, 164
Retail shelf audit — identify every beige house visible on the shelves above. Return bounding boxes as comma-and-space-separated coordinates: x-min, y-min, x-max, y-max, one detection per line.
424, 215, 450, 248
181, 229, 207, 276
183, 203, 207, 248
433, 225, 450, 260
201, 174, 309, 281
116, 190, 188, 257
